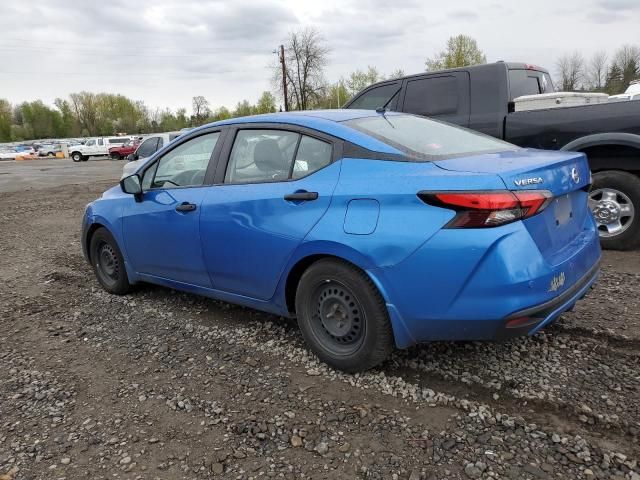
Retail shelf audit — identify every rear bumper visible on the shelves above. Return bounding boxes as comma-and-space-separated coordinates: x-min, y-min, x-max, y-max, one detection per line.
495, 259, 599, 340
369, 217, 601, 348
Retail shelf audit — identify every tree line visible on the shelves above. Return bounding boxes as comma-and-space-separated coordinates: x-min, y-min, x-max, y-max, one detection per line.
0, 91, 278, 143
2, 30, 638, 143
555, 45, 640, 94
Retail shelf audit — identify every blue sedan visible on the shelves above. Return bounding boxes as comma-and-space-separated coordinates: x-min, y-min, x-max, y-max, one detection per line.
82, 110, 601, 372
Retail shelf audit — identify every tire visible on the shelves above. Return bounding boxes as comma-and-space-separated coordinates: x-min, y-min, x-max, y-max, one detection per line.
295, 259, 394, 372
47, 152, 54, 157
590, 171, 640, 250
110, 153, 121, 160
89, 227, 132, 295
71, 151, 83, 162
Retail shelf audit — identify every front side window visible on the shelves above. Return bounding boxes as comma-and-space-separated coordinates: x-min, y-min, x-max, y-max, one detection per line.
345, 114, 515, 159
347, 83, 400, 110
86, 139, 95, 146
136, 137, 159, 159
149, 132, 220, 189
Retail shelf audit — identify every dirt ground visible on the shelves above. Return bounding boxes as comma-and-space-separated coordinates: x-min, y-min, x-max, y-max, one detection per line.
1, 159, 639, 480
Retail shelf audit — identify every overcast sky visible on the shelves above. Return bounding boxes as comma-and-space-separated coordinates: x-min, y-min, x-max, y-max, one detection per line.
1, 0, 639, 112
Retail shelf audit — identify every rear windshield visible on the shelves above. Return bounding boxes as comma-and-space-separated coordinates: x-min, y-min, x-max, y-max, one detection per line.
508, 69, 554, 100
344, 114, 516, 160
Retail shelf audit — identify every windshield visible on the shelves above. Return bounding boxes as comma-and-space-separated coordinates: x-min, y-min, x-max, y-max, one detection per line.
344, 114, 516, 160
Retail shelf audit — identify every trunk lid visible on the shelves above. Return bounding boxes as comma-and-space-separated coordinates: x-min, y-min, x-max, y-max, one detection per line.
434, 149, 593, 265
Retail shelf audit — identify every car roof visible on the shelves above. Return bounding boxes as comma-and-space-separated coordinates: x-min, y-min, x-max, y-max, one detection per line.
189, 109, 404, 155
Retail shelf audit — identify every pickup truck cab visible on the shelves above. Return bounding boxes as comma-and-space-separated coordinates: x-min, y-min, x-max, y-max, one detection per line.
346, 62, 640, 250
71, 137, 132, 162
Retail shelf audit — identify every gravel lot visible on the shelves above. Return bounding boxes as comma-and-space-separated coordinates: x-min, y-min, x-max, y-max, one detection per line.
1, 159, 639, 479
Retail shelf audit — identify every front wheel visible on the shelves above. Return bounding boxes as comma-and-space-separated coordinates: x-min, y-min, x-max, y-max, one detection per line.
110, 153, 121, 160
590, 171, 640, 250
295, 259, 394, 372
89, 228, 132, 295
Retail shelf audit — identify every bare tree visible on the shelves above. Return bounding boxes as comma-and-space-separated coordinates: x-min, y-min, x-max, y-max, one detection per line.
586, 51, 608, 91
556, 51, 585, 91
612, 44, 640, 88
192, 96, 210, 125
275, 28, 330, 110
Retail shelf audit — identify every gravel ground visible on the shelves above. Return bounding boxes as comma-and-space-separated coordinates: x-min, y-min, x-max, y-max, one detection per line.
1, 178, 639, 480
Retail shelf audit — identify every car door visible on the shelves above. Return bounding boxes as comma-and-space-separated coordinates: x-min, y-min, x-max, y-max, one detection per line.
121, 131, 223, 287
96, 138, 105, 155
199, 126, 340, 300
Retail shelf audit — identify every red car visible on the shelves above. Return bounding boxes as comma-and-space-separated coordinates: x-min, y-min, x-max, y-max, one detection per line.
109, 138, 141, 160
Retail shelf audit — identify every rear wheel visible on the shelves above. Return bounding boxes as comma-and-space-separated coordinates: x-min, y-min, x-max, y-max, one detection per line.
295, 259, 394, 372
71, 151, 83, 162
89, 228, 132, 295
590, 171, 640, 250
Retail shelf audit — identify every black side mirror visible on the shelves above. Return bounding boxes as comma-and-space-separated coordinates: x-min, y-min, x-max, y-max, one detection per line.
120, 174, 142, 200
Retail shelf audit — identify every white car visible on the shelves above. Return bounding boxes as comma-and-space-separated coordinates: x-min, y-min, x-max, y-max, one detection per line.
70, 136, 132, 162
608, 80, 640, 102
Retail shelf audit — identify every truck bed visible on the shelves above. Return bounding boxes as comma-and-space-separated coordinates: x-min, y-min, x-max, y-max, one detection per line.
505, 100, 640, 150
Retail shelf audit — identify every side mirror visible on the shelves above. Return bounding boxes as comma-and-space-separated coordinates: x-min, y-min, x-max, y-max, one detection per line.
120, 174, 142, 198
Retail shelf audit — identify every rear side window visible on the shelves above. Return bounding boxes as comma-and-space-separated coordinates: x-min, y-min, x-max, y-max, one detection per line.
224, 130, 333, 184
345, 114, 515, 159
403, 76, 458, 116
348, 83, 400, 110
292, 136, 332, 180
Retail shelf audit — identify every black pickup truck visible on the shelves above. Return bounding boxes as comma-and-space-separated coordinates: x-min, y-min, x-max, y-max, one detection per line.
344, 62, 640, 250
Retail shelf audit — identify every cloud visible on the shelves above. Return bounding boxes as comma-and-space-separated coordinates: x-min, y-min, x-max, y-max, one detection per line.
586, 10, 627, 23
447, 9, 479, 21
0, 0, 639, 112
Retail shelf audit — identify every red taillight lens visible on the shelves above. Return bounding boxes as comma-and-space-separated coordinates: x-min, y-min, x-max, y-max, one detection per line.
418, 190, 553, 228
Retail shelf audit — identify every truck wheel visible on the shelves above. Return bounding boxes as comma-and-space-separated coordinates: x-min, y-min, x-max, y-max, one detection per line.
71, 152, 83, 162
589, 171, 640, 250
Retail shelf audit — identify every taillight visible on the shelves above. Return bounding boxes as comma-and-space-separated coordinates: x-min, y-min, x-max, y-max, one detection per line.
418, 190, 553, 228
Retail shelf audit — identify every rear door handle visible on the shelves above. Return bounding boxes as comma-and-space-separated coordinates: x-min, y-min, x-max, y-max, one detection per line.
175, 202, 197, 212
284, 191, 318, 201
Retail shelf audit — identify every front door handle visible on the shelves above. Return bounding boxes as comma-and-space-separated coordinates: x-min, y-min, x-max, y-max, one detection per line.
175, 202, 197, 212
284, 191, 318, 201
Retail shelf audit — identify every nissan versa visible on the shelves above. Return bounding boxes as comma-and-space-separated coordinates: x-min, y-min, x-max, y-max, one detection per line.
81, 110, 601, 372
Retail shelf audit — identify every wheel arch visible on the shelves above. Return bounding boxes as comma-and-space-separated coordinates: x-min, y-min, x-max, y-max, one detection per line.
561, 133, 640, 174
280, 247, 415, 349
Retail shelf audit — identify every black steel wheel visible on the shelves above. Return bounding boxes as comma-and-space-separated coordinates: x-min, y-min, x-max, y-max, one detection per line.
309, 280, 366, 356
296, 259, 394, 372
89, 228, 132, 294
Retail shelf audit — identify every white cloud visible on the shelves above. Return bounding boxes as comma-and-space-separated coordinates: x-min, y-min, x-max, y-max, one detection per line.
0, 0, 638, 112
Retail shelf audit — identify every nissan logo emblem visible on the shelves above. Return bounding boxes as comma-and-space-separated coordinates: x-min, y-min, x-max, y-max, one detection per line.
571, 167, 580, 184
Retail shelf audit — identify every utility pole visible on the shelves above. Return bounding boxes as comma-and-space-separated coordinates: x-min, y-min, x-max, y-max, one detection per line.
279, 45, 289, 112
